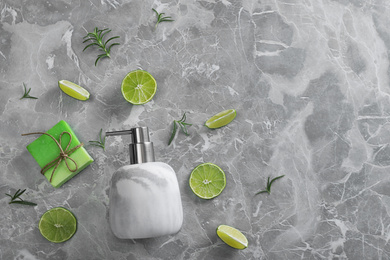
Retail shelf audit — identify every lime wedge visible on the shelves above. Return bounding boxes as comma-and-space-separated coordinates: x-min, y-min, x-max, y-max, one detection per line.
217, 225, 248, 249
38, 207, 77, 243
121, 70, 157, 105
205, 109, 237, 129
58, 80, 90, 101
189, 163, 226, 199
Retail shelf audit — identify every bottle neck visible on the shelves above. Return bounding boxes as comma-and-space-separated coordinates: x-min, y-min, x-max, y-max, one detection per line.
129, 142, 155, 164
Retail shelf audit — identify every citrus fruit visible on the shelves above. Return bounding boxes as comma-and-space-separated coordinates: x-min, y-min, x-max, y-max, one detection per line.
189, 163, 226, 199
217, 225, 248, 249
58, 80, 90, 101
121, 70, 157, 105
38, 207, 77, 243
205, 109, 237, 129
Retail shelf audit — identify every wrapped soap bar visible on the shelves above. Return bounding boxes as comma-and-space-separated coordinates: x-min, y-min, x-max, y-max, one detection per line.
24, 120, 93, 188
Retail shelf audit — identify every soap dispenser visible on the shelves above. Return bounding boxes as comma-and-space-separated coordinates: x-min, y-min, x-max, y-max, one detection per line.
105, 127, 183, 239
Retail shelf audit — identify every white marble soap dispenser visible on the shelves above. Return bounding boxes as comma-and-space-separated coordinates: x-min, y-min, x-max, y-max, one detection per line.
106, 127, 183, 239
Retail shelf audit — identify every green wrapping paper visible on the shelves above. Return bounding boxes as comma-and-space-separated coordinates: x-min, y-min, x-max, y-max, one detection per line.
25, 120, 94, 188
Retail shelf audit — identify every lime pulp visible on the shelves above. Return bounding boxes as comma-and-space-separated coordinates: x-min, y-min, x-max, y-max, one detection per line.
189, 163, 226, 199
38, 207, 77, 243
58, 80, 90, 101
205, 109, 237, 129
217, 225, 248, 249
121, 70, 157, 105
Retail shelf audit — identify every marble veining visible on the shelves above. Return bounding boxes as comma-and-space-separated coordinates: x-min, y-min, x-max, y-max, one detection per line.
2, 0, 390, 259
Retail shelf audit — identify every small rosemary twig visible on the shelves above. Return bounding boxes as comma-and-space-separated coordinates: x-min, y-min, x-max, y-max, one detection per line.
82, 27, 120, 66
20, 83, 38, 100
89, 128, 106, 151
152, 8, 174, 30
168, 112, 192, 145
5, 189, 37, 206
256, 175, 285, 195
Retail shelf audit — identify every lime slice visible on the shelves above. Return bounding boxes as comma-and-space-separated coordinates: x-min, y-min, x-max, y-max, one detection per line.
38, 207, 77, 243
189, 163, 226, 199
217, 225, 248, 249
121, 70, 157, 105
58, 80, 90, 101
205, 109, 237, 129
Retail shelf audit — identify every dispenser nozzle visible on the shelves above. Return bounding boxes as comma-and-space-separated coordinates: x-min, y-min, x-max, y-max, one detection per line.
105, 127, 155, 165
105, 130, 133, 136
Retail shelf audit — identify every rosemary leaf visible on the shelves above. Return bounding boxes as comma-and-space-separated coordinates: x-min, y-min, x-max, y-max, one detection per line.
168, 121, 178, 145
10, 201, 38, 206
268, 175, 285, 193
15, 188, 26, 198
179, 123, 189, 136
255, 190, 270, 195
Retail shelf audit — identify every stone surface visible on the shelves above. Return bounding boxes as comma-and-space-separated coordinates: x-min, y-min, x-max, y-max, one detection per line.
1, 0, 390, 259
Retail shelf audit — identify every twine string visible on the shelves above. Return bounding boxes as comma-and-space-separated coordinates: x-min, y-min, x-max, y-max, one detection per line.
22, 131, 83, 182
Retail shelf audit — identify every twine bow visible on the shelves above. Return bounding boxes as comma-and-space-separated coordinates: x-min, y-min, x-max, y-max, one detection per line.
22, 131, 84, 182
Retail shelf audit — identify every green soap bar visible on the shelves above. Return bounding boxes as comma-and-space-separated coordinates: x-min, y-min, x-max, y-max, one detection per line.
26, 120, 93, 188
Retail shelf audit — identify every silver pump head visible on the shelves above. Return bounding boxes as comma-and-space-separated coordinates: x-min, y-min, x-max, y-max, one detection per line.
106, 127, 155, 165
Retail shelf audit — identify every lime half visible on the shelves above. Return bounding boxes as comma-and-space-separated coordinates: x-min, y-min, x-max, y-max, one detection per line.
58, 80, 90, 101
205, 109, 237, 129
121, 70, 157, 105
189, 163, 226, 199
217, 225, 248, 249
39, 207, 77, 243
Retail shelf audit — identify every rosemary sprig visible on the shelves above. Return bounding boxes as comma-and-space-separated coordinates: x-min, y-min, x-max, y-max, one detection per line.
256, 175, 285, 195
168, 112, 192, 145
152, 8, 174, 30
89, 128, 106, 151
20, 83, 38, 100
82, 27, 120, 66
5, 189, 37, 206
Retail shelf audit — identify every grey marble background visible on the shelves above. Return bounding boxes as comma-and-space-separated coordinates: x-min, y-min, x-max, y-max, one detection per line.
1, 0, 390, 259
